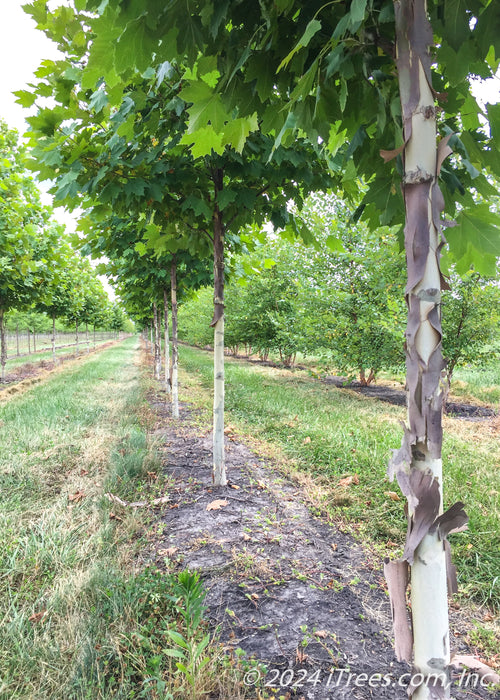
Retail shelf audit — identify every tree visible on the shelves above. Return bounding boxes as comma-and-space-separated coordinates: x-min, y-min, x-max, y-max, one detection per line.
0, 121, 53, 380
20, 1, 500, 693
22, 14, 335, 485
442, 270, 500, 384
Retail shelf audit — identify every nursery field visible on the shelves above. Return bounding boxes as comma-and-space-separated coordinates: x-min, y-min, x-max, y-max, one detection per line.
0, 337, 498, 699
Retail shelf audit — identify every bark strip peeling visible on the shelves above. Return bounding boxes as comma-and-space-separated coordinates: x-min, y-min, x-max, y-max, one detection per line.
383, 2, 468, 695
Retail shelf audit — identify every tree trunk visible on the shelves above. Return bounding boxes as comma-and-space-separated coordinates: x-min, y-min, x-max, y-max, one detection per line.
384, 3, 467, 698
211, 172, 227, 486
171, 257, 179, 419
150, 320, 154, 353
153, 302, 161, 380
0, 309, 7, 382
75, 321, 79, 355
164, 287, 171, 395
28, 329, 31, 355
93, 324, 96, 350
16, 323, 20, 356
157, 304, 162, 376
52, 314, 56, 365
33, 331, 36, 353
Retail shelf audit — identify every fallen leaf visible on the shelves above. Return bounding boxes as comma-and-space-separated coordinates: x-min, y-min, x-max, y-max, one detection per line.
387, 540, 399, 547
243, 533, 251, 541
158, 547, 178, 557
29, 610, 47, 624
330, 543, 338, 551
303, 436, 311, 444
483, 612, 494, 622
80, 469, 89, 476
314, 630, 328, 639
385, 491, 401, 501
251, 593, 259, 600
206, 499, 229, 511
338, 476, 354, 487
229, 484, 240, 490
109, 512, 123, 522
68, 491, 85, 503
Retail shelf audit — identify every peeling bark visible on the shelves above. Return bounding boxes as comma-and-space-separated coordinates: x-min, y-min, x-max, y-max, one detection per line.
383, 2, 468, 697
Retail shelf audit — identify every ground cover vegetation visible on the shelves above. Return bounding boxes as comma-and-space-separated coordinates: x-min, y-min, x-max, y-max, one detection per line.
0, 338, 255, 700
11, 0, 500, 697
175, 343, 500, 614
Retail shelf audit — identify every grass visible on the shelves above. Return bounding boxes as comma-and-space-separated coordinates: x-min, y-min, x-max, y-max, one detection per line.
2, 339, 113, 373
176, 344, 500, 612
0, 338, 254, 699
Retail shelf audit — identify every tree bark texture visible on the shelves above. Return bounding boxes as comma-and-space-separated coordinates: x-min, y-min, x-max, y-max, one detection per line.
164, 287, 171, 395
75, 322, 79, 356
16, 324, 20, 356
211, 168, 227, 486
384, 3, 468, 698
85, 322, 90, 353
170, 257, 179, 419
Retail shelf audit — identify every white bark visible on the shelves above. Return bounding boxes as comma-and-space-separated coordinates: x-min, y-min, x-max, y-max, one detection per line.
164, 289, 171, 395
171, 261, 179, 419
212, 315, 226, 486
395, 2, 450, 695
52, 315, 56, 364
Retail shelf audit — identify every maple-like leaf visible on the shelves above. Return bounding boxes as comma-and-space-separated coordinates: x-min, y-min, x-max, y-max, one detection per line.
206, 499, 228, 511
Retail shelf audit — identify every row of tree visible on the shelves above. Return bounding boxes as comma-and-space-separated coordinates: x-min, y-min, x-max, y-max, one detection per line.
0, 120, 123, 380
18, 1, 500, 695
179, 194, 499, 385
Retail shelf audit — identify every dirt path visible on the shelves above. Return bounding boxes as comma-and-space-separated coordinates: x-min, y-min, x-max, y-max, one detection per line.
141, 390, 494, 699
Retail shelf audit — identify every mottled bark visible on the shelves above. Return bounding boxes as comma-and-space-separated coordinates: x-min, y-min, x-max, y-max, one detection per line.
384, 2, 467, 697
75, 321, 79, 356
171, 257, 179, 419
153, 302, 161, 380
211, 167, 227, 486
85, 322, 90, 353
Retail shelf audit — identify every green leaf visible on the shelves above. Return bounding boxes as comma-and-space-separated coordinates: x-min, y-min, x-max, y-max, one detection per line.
181, 193, 212, 219
223, 113, 258, 153
135, 241, 148, 256
217, 188, 237, 210
13, 90, 37, 108
180, 126, 224, 158
326, 235, 344, 252
443, 0, 469, 51
450, 205, 500, 258
350, 0, 368, 25
277, 19, 322, 72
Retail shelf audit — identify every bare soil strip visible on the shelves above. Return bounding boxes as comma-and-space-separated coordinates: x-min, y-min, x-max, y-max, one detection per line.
142, 393, 494, 699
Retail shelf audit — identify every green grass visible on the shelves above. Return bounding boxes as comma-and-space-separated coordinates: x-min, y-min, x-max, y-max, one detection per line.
3, 339, 113, 373
452, 365, 500, 405
0, 338, 253, 699
178, 344, 500, 611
